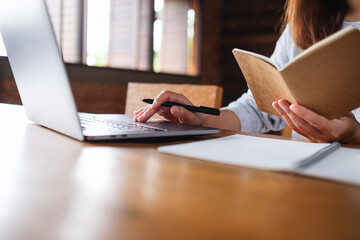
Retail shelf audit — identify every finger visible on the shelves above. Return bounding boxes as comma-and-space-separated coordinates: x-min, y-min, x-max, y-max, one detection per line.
274, 100, 319, 142
156, 107, 179, 122
133, 107, 148, 121
278, 100, 323, 141
133, 106, 147, 115
289, 104, 331, 133
291, 105, 360, 142
133, 106, 149, 122
156, 106, 173, 116
170, 106, 202, 125
272, 101, 312, 139
151, 91, 193, 110
136, 105, 158, 122
133, 106, 144, 119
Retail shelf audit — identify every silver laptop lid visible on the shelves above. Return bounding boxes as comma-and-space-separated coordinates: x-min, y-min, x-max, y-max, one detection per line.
0, 0, 84, 140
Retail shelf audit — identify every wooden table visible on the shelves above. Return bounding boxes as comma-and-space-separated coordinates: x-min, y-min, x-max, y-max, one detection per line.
0, 103, 359, 240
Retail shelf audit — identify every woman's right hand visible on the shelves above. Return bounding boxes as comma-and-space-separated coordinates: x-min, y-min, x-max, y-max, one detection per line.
133, 90, 205, 126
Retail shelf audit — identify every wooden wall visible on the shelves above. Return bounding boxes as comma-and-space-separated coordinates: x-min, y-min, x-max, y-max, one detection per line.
219, 0, 285, 105
0, 0, 286, 112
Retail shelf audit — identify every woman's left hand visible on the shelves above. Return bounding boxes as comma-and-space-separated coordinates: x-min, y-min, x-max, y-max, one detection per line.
272, 99, 360, 144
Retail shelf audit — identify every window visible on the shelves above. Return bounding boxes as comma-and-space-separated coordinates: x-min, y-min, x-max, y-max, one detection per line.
107, 0, 153, 71
86, 0, 110, 67
0, 0, 200, 75
99, 0, 200, 75
153, 0, 198, 75
45, 0, 83, 63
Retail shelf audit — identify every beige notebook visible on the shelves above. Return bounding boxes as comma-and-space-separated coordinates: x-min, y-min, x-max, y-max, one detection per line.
233, 26, 360, 119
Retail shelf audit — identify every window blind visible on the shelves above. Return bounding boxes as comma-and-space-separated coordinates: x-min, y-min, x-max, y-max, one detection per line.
108, 0, 153, 70
159, 0, 190, 74
45, 0, 62, 46
44, 0, 198, 75
61, 0, 83, 63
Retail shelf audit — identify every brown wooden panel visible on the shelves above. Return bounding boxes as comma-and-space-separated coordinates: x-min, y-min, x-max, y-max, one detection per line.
71, 81, 127, 114
218, 0, 285, 106
0, 77, 126, 114
199, 0, 223, 86
0, 78, 21, 104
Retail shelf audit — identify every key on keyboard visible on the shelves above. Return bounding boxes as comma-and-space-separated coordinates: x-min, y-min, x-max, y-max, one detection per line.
79, 115, 165, 133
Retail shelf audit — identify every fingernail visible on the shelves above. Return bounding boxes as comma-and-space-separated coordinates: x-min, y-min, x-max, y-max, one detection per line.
272, 104, 279, 111
172, 106, 179, 115
290, 104, 300, 113
278, 100, 287, 108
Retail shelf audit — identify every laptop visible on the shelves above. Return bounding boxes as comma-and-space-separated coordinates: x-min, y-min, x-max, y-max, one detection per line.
0, 0, 220, 141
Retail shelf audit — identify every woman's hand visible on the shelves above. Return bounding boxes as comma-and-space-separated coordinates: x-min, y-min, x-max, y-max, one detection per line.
133, 90, 205, 126
272, 99, 360, 144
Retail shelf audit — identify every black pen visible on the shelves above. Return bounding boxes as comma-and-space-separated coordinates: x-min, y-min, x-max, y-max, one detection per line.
142, 99, 220, 116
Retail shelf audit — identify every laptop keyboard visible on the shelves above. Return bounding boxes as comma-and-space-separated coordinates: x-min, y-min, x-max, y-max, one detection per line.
79, 115, 166, 133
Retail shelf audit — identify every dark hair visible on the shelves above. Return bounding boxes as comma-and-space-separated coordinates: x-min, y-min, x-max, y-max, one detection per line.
282, 0, 348, 49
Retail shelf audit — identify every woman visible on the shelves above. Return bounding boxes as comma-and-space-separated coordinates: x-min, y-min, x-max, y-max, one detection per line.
134, 0, 360, 144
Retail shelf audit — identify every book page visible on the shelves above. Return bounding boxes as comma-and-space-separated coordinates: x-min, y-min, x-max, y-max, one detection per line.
158, 134, 332, 171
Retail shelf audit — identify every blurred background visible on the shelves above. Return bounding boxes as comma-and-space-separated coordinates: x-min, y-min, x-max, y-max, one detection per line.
0, 0, 285, 113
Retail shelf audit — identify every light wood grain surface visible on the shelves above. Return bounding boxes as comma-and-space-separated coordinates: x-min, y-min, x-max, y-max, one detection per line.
0, 103, 359, 240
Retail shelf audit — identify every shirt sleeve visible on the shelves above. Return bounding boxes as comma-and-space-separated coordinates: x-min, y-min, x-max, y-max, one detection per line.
223, 89, 285, 133
223, 26, 293, 133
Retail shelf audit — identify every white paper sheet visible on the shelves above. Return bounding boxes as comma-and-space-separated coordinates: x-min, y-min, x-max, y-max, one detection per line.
158, 134, 332, 171
299, 147, 360, 186
159, 134, 360, 186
